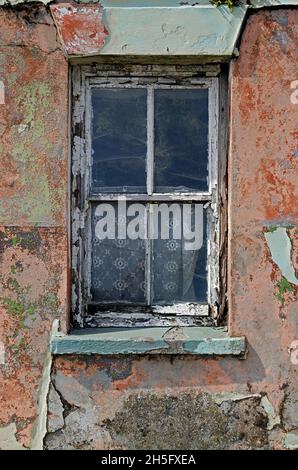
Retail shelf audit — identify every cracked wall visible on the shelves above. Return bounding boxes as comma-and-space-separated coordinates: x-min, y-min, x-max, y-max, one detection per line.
0, 2, 297, 450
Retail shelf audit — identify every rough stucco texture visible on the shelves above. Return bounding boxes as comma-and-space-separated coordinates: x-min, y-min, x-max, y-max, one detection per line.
0, 5, 69, 449
47, 9, 298, 450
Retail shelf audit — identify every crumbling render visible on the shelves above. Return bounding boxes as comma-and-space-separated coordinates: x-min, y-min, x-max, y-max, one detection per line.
50, 3, 109, 56
265, 227, 298, 306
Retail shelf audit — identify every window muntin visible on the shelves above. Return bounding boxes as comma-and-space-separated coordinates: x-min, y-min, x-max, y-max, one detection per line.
72, 66, 220, 327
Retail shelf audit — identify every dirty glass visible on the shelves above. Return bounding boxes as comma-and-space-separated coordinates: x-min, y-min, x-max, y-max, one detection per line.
152, 204, 208, 304
91, 203, 146, 303
91, 88, 147, 193
154, 89, 209, 192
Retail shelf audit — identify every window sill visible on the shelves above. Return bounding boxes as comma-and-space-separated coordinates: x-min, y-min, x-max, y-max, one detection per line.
50, 327, 246, 357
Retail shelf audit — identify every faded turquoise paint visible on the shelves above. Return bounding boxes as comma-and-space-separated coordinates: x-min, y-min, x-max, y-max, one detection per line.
181, 327, 246, 356
51, 327, 246, 356
265, 227, 298, 286
98, 5, 248, 57
183, 337, 246, 356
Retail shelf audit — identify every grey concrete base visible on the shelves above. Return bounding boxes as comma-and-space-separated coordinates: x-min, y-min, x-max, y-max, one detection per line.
51, 327, 246, 356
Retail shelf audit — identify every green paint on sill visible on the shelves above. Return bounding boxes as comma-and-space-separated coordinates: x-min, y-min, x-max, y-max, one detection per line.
51, 327, 246, 356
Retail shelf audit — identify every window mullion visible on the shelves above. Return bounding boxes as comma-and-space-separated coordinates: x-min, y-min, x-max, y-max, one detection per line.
145, 204, 152, 306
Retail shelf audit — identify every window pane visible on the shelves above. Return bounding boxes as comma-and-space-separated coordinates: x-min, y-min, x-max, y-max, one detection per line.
154, 89, 209, 192
152, 204, 208, 304
91, 203, 146, 303
91, 88, 147, 193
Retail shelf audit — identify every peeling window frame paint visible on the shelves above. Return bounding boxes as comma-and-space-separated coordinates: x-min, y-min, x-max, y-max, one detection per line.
72, 64, 227, 328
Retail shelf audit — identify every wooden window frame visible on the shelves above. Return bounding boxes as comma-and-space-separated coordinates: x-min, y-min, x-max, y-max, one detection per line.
71, 64, 227, 329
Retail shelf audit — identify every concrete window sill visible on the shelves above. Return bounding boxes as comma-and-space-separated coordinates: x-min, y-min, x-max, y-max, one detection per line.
50, 327, 246, 357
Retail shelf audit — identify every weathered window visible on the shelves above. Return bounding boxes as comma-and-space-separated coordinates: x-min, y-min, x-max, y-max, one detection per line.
72, 65, 226, 328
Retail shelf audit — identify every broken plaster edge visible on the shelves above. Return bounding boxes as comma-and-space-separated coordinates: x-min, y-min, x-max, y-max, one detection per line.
0, 1, 296, 9
0, 0, 52, 5
284, 431, 298, 450
50, 327, 246, 356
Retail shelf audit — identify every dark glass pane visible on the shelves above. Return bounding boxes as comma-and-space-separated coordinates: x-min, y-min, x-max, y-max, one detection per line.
91, 203, 146, 303
91, 88, 147, 193
154, 89, 209, 192
152, 204, 208, 304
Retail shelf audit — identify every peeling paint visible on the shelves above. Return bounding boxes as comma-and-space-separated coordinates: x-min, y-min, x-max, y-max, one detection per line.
0, 340, 5, 364
51, 327, 246, 356
284, 431, 298, 450
0, 1, 297, 452
0, 423, 26, 450
50, 3, 109, 56
265, 227, 298, 285
261, 396, 281, 430
99, 5, 248, 57
0, 80, 4, 104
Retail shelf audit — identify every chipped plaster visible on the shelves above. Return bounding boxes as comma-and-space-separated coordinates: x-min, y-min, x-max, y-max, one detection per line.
265, 227, 298, 285
0, 0, 297, 451
50, 327, 246, 356
261, 396, 281, 430
284, 431, 298, 450
31, 320, 59, 450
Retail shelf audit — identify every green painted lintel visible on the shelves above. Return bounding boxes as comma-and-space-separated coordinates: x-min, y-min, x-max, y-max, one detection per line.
51, 327, 246, 356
